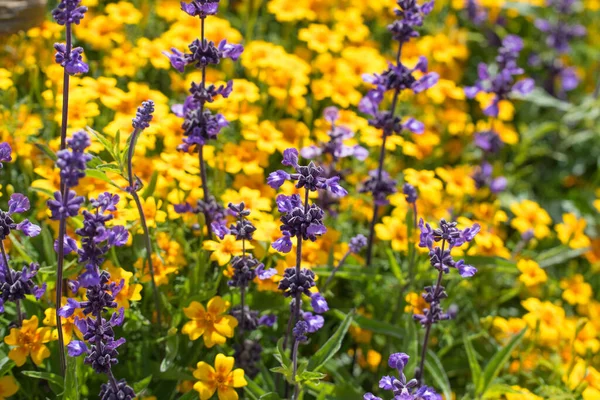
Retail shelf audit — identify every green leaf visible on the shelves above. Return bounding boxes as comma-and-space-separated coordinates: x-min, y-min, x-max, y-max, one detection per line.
132, 375, 153, 395
478, 328, 527, 396
274, 338, 291, 369
21, 371, 64, 392
178, 390, 199, 400
424, 351, 452, 400
463, 333, 481, 390
85, 169, 117, 186
160, 334, 179, 372
141, 170, 159, 198
403, 317, 418, 379
538, 246, 589, 269
297, 370, 326, 383
63, 356, 80, 400
307, 310, 355, 371
386, 248, 403, 283
259, 393, 282, 400
34, 143, 57, 161
245, 377, 267, 398
87, 126, 118, 161
332, 309, 402, 340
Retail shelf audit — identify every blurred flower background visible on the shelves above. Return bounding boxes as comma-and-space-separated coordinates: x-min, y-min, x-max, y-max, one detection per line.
0, 0, 599, 398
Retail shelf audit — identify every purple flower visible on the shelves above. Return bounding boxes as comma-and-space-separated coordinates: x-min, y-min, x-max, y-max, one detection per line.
267, 170, 290, 189
8, 193, 30, 214
310, 293, 329, 313
412, 72, 440, 93
323, 177, 348, 197
379, 376, 394, 390
282, 148, 299, 167
180, 0, 220, 17
48, 190, 85, 220
302, 312, 324, 333
16, 220, 41, 237
132, 100, 155, 130
0, 143, 12, 168
67, 340, 88, 357
255, 264, 277, 280
59, 297, 81, 318
272, 232, 293, 253
349, 234, 367, 254
258, 314, 277, 327
52, 0, 87, 25
323, 106, 339, 123
162, 48, 187, 72
388, 352, 409, 371
403, 118, 425, 134
54, 44, 89, 75
455, 260, 477, 277
218, 40, 244, 61
364, 394, 383, 400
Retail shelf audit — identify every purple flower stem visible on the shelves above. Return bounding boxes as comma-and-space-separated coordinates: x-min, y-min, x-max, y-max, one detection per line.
0, 241, 22, 326
365, 42, 403, 267
127, 127, 162, 329
240, 234, 246, 338
55, 20, 73, 377
292, 338, 301, 400
322, 250, 350, 292
414, 239, 446, 385
198, 16, 213, 238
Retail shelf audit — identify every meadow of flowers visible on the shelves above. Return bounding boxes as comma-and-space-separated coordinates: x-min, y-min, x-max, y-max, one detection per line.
0, 0, 599, 398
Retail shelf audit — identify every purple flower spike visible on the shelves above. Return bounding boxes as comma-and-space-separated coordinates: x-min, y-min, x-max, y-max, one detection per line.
8, 193, 30, 214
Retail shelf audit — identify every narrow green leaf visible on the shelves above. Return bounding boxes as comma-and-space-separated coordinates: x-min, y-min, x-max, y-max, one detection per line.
85, 169, 116, 185
34, 143, 57, 161
386, 248, 403, 283
274, 337, 291, 368
178, 390, 199, 400
403, 317, 418, 379
63, 356, 80, 400
259, 393, 282, 399
160, 334, 179, 372
132, 375, 153, 395
307, 310, 355, 371
21, 370, 64, 389
463, 333, 481, 390
141, 170, 159, 198
424, 351, 452, 400
244, 377, 267, 397
478, 328, 527, 396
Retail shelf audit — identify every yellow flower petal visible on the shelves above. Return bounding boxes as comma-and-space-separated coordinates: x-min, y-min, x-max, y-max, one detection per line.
194, 381, 217, 400
207, 296, 229, 315
193, 361, 216, 381
184, 301, 206, 320
217, 386, 239, 400
215, 354, 235, 377
230, 369, 247, 388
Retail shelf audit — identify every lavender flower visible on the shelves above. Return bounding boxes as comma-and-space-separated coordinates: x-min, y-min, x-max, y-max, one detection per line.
359, 0, 438, 267
464, 35, 534, 117
52, 0, 87, 25
56, 130, 93, 188
413, 218, 479, 384
165, 0, 243, 238
0, 143, 12, 168
364, 353, 442, 400
54, 44, 89, 75
60, 196, 134, 398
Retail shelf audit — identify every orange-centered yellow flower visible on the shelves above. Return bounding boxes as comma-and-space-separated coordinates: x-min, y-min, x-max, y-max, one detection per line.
193, 353, 247, 400
509, 200, 552, 239
0, 376, 18, 399
182, 297, 238, 348
517, 259, 547, 287
556, 213, 591, 249
4, 316, 53, 366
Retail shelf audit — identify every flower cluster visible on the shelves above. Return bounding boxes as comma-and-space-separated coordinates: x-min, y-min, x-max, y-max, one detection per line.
52, 0, 89, 76
60, 193, 133, 399
465, 35, 534, 117
365, 353, 441, 400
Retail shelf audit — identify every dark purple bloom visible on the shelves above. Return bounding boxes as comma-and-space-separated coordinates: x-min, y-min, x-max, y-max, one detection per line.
360, 170, 397, 206
52, 0, 87, 25
54, 44, 89, 75
258, 314, 277, 327
388, 352, 409, 371
293, 320, 309, 342
56, 130, 92, 188
132, 100, 155, 130
278, 267, 315, 298
48, 190, 85, 220
180, 0, 220, 17
402, 183, 418, 204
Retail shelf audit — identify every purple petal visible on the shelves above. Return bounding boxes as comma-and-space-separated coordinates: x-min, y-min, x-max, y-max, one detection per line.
324, 176, 348, 197
272, 233, 293, 253
403, 117, 424, 134
323, 106, 339, 123
110, 308, 125, 327
33, 283, 47, 300
282, 148, 299, 167
300, 145, 322, 160
8, 193, 30, 214
307, 224, 327, 237
256, 264, 277, 280
108, 226, 129, 247
512, 78, 535, 95
17, 220, 41, 237
455, 260, 477, 277
67, 340, 88, 357
310, 293, 329, 313
302, 312, 324, 333
0, 142, 12, 164
412, 72, 439, 93
258, 314, 277, 327
212, 220, 230, 239
58, 298, 81, 318
267, 170, 290, 189
379, 376, 394, 390
218, 40, 244, 61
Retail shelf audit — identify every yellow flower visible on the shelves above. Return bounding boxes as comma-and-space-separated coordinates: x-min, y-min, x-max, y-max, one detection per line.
517, 260, 547, 287
4, 316, 53, 366
107, 265, 143, 309
242, 121, 284, 154
404, 292, 427, 314
299, 24, 343, 54
105, 1, 143, 25
0, 69, 13, 90
193, 354, 247, 400
204, 235, 253, 266
375, 215, 409, 252
522, 298, 565, 345
0, 376, 19, 399
43, 305, 83, 344
560, 274, 592, 306
182, 297, 238, 348
509, 200, 552, 239
556, 213, 591, 249
125, 197, 167, 229
435, 166, 476, 197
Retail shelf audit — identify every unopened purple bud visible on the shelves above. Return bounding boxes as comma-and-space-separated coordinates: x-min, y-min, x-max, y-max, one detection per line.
388, 352, 409, 371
